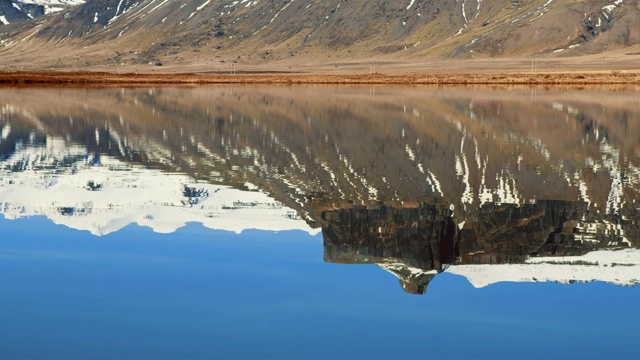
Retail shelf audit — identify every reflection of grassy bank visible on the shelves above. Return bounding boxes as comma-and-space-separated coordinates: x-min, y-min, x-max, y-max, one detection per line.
1, 71, 640, 86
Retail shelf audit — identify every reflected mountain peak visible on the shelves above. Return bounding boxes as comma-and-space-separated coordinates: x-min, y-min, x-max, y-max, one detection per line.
377, 260, 441, 295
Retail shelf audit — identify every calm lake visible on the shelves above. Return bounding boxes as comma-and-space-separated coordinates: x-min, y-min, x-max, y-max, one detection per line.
1, 86, 639, 359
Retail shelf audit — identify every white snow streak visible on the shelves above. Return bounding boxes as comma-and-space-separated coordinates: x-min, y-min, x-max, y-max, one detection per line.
448, 249, 640, 287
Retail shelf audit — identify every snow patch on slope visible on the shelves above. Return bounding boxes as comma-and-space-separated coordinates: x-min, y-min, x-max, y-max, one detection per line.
18, 0, 84, 5
18, 0, 84, 14
447, 249, 640, 287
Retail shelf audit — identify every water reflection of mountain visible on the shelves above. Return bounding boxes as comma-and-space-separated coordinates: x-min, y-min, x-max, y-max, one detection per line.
0, 151, 315, 235
1, 87, 640, 292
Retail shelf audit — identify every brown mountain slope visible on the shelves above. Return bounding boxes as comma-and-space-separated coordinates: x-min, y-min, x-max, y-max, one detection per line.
1, 0, 640, 71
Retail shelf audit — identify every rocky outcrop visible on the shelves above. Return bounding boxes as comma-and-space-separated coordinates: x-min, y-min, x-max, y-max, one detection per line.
458, 201, 590, 264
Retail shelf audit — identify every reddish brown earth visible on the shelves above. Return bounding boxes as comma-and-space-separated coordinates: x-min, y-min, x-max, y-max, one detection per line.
1, 69, 640, 86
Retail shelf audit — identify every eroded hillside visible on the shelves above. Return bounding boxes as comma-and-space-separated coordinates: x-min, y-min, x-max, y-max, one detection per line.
1, 0, 640, 70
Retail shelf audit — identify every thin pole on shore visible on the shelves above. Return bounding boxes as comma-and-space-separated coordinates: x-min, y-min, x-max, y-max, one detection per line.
531, 58, 537, 74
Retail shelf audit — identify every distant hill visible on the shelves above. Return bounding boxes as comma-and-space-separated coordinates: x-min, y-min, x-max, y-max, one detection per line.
1, 0, 640, 70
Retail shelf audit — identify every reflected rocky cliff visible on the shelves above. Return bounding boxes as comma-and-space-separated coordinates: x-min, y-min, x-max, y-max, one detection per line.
322, 200, 639, 294
322, 201, 457, 294
1, 86, 640, 294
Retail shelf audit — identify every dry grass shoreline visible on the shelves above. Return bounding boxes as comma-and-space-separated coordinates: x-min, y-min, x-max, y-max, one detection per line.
1, 70, 639, 86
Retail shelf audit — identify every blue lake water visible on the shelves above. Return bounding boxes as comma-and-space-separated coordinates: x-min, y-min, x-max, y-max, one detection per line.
0, 86, 639, 359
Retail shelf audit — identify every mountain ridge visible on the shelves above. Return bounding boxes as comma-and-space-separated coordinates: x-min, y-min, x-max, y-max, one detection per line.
1, 0, 640, 71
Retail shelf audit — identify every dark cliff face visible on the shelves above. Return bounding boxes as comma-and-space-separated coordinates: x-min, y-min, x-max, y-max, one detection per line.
460, 200, 638, 262
459, 200, 591, 264
322, 202, 458, 268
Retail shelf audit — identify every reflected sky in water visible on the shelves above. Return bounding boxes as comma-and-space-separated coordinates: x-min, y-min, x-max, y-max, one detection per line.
1, 217, 637, 360
1, 86, 639, 359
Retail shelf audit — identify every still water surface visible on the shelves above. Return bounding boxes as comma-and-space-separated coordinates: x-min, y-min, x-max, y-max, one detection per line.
1, 86, 639, 359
